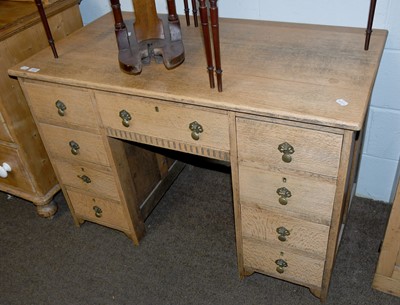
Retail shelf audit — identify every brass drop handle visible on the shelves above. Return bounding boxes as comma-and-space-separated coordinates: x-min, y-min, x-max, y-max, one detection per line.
119, 109, 132, 127
55, 100, 66, 116
275, 259, 288, 274
93, 206, 102, 218
189, 121, 203, 141
77, 174, 91, 184
278, 142, 295, 163
276, 187, 292, 205
69, 140, 80, 155
276, 226, 290, 242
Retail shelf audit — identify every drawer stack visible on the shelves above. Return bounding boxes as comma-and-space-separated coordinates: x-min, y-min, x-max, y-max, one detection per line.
0, 109, 35, 194
22, 80, 144, 241
236, 117, 343, 292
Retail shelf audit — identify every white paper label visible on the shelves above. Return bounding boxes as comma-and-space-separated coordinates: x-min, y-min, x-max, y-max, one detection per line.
336, 98, 349, 106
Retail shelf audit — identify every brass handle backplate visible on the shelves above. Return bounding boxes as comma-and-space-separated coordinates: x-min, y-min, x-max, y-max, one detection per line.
55, 100, 66, 116
93, 205, 102, 218
276, 226, 290, 242
69, 140, 80, 155
189, 121, 203, 141
78, 175, 91, 184
276, 187, 292, 205
275, 259, 288, 274
278, 142, 295, 163
119, 109, 132, 127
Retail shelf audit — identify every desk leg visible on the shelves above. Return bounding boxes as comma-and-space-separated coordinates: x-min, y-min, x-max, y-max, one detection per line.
106, 137, 146, 245
342, 131, 361, 224
229, 113, 246, 277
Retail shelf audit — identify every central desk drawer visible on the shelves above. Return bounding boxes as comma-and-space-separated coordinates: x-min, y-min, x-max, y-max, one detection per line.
95, 91, 230, 155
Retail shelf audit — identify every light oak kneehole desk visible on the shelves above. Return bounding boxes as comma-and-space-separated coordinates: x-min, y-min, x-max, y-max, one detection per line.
9, 13, 387, 302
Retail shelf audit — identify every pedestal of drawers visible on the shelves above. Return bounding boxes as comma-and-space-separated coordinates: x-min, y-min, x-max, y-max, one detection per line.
22, 80, 182, 244
236, 116, 350, 298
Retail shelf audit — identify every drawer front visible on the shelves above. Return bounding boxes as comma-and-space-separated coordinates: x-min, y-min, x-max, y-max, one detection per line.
67, 188, 129, 232
0, 145, 32, 192
95, 91, 230, 152
241, 205, 329, 257
239, 166, 336, 224
54, 161, 119, 201
40, 123, 110, 166
243, 237, 325, 287
23, 81, 98, 131
237, 118, 343, 177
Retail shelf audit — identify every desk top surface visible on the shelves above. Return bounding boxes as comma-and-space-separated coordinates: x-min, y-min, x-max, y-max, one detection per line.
9, 12, 387, 130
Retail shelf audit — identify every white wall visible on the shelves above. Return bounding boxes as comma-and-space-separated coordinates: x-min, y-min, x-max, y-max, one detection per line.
79, 0, 400, 203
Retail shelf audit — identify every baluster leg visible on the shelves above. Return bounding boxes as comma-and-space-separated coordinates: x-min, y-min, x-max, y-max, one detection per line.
209, 0, 222, 92
198, 0, 215, 88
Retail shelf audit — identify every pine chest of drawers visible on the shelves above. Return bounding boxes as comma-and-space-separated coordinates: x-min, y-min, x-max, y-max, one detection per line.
0, 0, 83, 216
9, 13, 387, 301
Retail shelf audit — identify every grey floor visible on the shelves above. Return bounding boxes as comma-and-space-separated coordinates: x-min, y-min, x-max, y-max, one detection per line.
1, 163, 399, 305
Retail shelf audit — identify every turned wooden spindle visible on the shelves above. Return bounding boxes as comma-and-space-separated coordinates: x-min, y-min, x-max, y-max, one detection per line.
365, 0, 377, 51
191, 0, 199, 27
183, 0, 190, 25
209, 0, 222, 92
34, 0, 58, 58
110, 0, 128, 39
167, 0, 179, 23
198, 0, 215, 88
